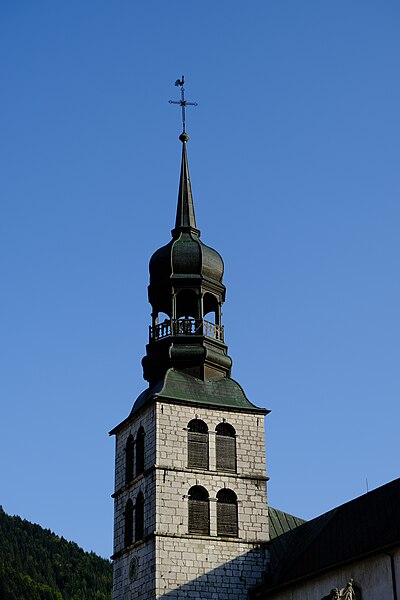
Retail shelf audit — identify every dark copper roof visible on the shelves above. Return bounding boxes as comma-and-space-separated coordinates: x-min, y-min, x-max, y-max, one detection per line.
149, 233, 224, 285
149, 135, 224, 286
171, 133, 199, 237
109, 369, 269, 434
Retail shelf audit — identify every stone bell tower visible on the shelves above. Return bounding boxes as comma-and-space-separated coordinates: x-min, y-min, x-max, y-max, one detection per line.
110, 81, 269, 600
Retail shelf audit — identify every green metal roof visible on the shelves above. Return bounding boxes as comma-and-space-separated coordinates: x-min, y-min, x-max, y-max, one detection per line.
268, 507, 306, 540
133, 368, 268, 415
110, 369, 268, 435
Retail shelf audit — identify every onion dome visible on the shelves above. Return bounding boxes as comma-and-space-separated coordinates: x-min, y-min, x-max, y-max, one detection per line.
149, 133, 224, 286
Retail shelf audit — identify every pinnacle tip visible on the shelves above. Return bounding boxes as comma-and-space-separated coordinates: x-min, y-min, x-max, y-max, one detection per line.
179, 132, 190, 143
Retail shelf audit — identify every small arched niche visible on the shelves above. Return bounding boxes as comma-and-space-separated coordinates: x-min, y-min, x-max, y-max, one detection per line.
125, 434, 134, 485
124, 499, 134, 547
136, 426, 145, 477
135, 491, 144, 542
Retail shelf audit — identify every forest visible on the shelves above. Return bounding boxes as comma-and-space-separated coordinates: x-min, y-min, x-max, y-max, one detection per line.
0, 506, 112, 599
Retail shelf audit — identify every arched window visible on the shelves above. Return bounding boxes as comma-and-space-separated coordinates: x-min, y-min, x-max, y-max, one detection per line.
188, 486, 209, 535
135, 491, 144, 542
136, 426, 145, 477
125, 434, 134, 484
187, 419, 209, 470
217, 489, 238, 537
216, 422, 236, 472
124, 499, 134, 547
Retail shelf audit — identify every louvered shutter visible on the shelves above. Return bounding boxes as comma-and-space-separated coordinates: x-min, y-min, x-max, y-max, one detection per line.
125, 436, 134, 484
188, 431, 209, 469
217, 502, 238, 537
135, 493, 144, 541
216, 435, 236, 472
188, 500, 210, 535
136, 428, 145, 476
124, 500, 134, 547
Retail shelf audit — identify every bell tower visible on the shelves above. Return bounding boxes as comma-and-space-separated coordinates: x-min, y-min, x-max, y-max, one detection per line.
142, 130, 232, 385
110, 80, 269, 600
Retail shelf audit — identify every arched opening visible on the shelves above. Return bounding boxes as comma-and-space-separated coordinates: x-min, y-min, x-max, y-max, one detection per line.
188, 486, 210, 535
176, 289, 199, 321
125, 434, 134, 484
124, 499, 134, 547
203, 292, 220, 325
187, 419, 209, 470
136, 426, 145, 477
215, 422, 236, 472
135, 491, 144, 542
217, 489, 238, 537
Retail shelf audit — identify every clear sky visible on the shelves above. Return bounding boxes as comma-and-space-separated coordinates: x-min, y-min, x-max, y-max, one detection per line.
1, 1, 399, 559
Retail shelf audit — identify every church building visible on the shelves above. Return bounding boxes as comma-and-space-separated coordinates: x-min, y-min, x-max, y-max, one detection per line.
109, 81, 399, 600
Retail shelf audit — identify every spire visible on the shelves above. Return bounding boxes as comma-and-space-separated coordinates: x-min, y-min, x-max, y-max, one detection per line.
172, 132, 200, 238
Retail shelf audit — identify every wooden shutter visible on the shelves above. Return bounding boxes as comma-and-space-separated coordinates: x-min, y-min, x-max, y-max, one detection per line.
125, 435, 134, 484
216, 434, 236, 472
188, 500, 210, 535
217, 501, 238, 537
124, 500, 134, 547
136, 427, 145, 476
188, 431, 209, 469
135, 493, 144, 541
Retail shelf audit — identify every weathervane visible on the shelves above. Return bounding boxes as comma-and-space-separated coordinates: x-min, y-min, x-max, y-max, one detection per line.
169, 76, 198, 134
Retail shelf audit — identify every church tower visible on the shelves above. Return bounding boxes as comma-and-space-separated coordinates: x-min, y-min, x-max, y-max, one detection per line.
110, 81, 269, 600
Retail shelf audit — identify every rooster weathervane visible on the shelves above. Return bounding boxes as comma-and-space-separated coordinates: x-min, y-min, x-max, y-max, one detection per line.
169, 75, 198, 133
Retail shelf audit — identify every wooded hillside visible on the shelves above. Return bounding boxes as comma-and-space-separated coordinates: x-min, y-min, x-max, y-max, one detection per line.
0, 506, 112, 599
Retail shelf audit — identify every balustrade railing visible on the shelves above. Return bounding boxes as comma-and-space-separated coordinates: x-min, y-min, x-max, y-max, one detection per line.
150, 318, 224, 342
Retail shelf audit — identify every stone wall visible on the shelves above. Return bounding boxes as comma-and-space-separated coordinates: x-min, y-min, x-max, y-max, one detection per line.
156, 537, 267, 600
112, 397, 269, 600
155, 401, 268, 542
153, 400, 269, 599
112, 403, 157, 600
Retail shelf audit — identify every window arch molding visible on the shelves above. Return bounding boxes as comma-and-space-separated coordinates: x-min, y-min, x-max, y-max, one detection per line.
188, 485, 210, 535
187, 419, 209, 470
215, 422, 236, 472
216, 488, 238, 537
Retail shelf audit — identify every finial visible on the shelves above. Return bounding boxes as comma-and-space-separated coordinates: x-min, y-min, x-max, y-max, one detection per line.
179, 132, 190, 143
169, 75, 198, 135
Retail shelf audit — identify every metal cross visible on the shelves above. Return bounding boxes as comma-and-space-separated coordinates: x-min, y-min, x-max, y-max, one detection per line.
169, 75, 198, 133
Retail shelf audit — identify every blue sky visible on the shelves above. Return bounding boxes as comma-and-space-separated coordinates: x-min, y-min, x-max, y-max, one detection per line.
1, 1, 399, 558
